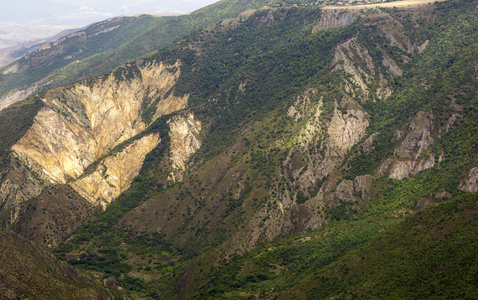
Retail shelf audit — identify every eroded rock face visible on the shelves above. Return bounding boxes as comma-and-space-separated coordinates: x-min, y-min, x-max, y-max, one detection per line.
167, 114, 202, 182
3, 60, 188, 210
382, 53, 403, 77
327, 105, 369, 158
355, 175, 373, 201
0, 158, 45, 222
459, 167, 478, 192
378, 111, 436, 180
312, 11, 356, 33
70, 133, 161, 208
332, 37, 375, 100
231, 90, 369, 255
0, 85, 40, 112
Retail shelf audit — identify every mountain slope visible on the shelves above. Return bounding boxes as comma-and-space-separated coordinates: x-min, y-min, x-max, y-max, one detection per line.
0, 0, 477, 298
0, 0, 321, 112
290, 193, 478, 299
0, 15, 164, 111
0, 229, 108, 299
0, 27, 80, 69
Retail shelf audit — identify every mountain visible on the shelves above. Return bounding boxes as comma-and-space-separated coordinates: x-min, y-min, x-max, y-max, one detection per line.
0, 0, 311, 113
0, 24, 78, 49
0, 229, 109, 299
0, 15, 166, 111
0, 27, 80, 69
1, 0, 478, 298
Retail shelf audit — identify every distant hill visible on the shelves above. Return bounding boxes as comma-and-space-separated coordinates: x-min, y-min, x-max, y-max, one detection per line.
0, 24, 78, 49
0, 27, 81, 69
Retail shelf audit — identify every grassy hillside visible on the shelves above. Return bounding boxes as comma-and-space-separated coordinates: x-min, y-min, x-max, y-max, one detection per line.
46, 0, 478, 298
0, 229, 109, 299
0, 16, 162, 99
0, 0, 320, 108
0, 0, 477, 298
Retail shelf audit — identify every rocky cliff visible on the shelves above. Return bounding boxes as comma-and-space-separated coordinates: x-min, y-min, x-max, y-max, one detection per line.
167, 114, 202, 182
376, 111, 436, 180
1, 60, 189, 213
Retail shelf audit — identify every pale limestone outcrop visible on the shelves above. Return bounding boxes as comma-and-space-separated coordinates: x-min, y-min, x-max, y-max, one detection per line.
417, 40, 429, 53
5, 60, 187, 209
335, 180, 356, 202
459, 167, 478, 192
327, 105, 369, 157
287, 88, 318, 125
393, 111, 434, 159
167, 114, 202, 182
332, 37, 375, 100
70, 133, 161, 208
284, 95, 368, 198
0, 84, 40, 112
312, 11, 356, 33
361, 132, 379, 153
354, 175, 373, 201
234, 92, 370, 255
13, 61, 185, 185
323, 174, 373, 204
377, 111, 436, 180
382, 53, 403, 76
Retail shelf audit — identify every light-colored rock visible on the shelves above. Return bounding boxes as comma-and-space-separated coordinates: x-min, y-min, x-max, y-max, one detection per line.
0, 84, 40, 112
375, 74, 393, 100
5, 60, 187, 210
0, 158, 45, 222
167, 114, 202, 182
13, 61, 185, 185
432, 191, 451, 199
417, 40, 429, 53
389, 160, 414, 180
332, 38, 375, 99
379, 111, 436, 180
70, 133, 160, 208
336, 180, 356, 202
327, 106, 369, 157
382, 53, 403, 76
442, 113, 461, 133
361, 132, 378, 153
393, 111, 434, 160
354, 175, 372, 200
459, 167, 478, 192
312, 11, 356, 33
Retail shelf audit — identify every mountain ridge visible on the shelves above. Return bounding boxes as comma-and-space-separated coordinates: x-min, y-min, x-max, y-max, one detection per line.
0, 0, 477, 298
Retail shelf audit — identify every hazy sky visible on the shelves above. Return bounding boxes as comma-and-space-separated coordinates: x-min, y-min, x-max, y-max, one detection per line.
1, 0, 221, 26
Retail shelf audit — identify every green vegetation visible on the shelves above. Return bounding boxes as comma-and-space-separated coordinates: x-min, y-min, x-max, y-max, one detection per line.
303, 193, 478, 299
0, 229, 108, 299
51, 0, 478, 297
0, 0, 319, 104
1, 0, 478, 298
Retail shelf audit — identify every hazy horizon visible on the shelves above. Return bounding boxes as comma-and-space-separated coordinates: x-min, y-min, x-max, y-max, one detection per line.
1, 0, 221, 27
